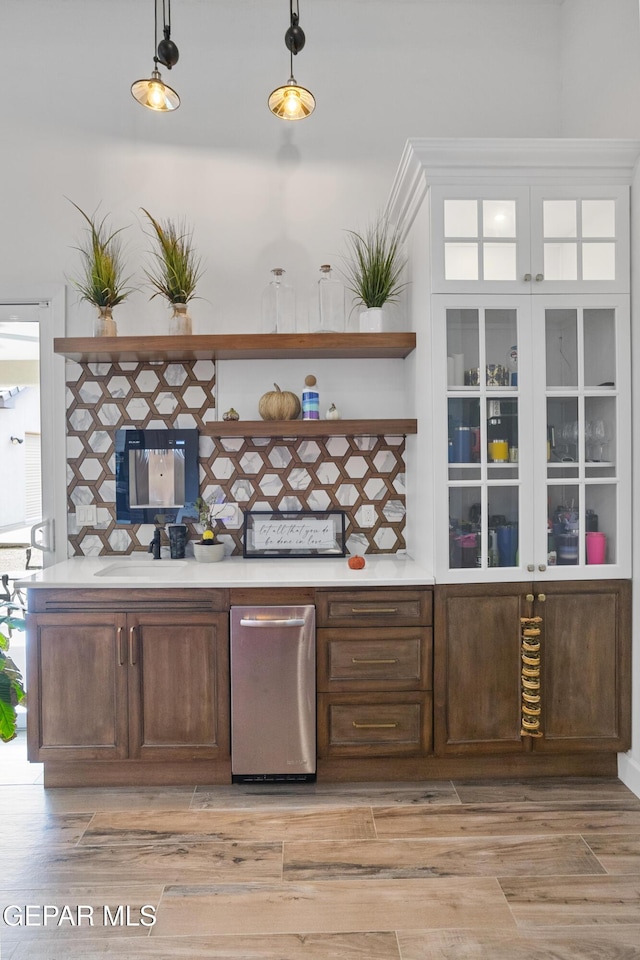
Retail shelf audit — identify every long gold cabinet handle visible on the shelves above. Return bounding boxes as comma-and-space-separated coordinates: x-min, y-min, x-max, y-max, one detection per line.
352, 721, 399, 729
117, 627, 125, 666
351, 607, 399, 614
520, 615, 543, 739
129, 626, 137, 666
351, 657, 399, 664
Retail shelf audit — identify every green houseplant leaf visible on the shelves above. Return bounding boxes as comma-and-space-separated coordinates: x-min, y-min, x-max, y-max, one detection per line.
67, 201, 134, 309
142, 209, 203, 304
0, 643, 26, 743
340, 216, 408, 310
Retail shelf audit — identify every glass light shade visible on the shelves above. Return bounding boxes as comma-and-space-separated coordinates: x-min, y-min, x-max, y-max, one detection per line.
268, 78, 315, 120
131, 69, 180, 111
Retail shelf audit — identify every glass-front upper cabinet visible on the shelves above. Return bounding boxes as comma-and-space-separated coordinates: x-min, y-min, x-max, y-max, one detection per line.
430, 185, 630, 295
532, 296, 631, 579
433, 293, 630, 583
433, 296, 535, 583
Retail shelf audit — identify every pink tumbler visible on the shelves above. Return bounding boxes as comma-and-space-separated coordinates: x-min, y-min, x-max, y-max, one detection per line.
586, 531, 606, 564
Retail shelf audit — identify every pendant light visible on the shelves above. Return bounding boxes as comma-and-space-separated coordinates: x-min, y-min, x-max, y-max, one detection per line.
131, 0, 180, 112
268, 0, 315, 120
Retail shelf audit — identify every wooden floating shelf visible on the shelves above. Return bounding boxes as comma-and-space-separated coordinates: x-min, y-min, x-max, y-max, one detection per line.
202, 419, 418, 438
53, 332, 416, 363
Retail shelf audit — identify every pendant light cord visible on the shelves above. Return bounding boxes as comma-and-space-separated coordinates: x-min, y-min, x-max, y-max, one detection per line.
153, 0, 172, 64
153, 0, 158, 65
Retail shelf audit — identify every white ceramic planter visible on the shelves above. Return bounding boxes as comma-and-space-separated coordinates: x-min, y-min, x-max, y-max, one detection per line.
193, 541, 225, 562
359, 306, 383, 332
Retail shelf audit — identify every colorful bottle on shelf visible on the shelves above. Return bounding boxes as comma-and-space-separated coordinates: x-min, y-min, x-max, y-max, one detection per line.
302, 374, 319, 420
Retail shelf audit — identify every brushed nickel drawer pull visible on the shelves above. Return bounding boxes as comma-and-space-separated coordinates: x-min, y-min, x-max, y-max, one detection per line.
351, 657, 399, 664
350, 607, 399, 614
352, 721, 399, 729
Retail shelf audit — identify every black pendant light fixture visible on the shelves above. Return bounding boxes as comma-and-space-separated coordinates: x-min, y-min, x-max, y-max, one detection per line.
131, 0, 180, 112
268, 0, 315, 120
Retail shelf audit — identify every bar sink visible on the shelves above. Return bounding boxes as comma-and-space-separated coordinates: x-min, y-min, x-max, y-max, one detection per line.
94, 561, 190, 579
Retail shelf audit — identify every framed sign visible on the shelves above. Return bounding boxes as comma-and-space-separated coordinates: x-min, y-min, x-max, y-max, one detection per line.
243, 510, 346, 558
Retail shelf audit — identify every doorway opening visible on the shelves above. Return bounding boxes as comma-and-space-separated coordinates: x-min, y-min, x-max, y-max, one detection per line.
0, 307, 43, 734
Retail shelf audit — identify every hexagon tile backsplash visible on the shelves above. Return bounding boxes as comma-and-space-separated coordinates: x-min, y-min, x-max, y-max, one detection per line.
65, 360, 406, 556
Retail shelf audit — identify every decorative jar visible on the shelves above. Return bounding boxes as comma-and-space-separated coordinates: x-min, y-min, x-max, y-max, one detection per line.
94, 306, 117, 337
169, 303, 192, 336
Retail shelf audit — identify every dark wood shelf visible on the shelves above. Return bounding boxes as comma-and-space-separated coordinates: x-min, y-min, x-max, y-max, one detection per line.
53, 332, 416, 362
203, 418, 418, 438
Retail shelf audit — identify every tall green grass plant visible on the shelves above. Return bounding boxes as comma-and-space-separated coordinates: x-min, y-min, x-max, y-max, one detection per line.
341, 217, 407, 309
142, 210, 203, 304
68, 201, 133, 309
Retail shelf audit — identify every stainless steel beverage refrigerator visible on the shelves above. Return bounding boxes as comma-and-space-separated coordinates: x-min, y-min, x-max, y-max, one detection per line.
230, 605, 316, 782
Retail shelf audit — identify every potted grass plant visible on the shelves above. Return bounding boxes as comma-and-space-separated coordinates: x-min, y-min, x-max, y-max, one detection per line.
68, 201, 133, 336
0, 611, 26, 743
142, 209, 203, 335
341, 216, 408, 332
192, 496, 225, 562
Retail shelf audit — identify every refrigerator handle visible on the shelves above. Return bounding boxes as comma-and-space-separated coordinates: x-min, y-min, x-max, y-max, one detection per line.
239, 617, 306, 628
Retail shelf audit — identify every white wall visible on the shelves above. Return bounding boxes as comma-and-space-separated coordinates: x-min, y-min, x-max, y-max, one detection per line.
4, 0, 564, 337
560, 0, 640, 137
619, 155, 640, 797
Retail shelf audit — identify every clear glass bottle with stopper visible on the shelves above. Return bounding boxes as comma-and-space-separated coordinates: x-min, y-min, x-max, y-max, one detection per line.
261, 268, 295, 334
313, 264, 345, 333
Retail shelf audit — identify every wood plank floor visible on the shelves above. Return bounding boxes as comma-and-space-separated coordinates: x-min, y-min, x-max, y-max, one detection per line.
1, 735, 640, 959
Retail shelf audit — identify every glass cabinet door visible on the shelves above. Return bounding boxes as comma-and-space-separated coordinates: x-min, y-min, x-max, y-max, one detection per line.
431, 185, 629, 296
535, 296, 630, 576
438, 298, 533, 580
530, 187, 630, 294
431, 186, 531, 294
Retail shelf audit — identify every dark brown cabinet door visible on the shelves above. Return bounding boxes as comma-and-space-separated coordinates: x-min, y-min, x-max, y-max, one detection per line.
127, 611, 230, 761
435, 580, 632, 758
434, 583, 529, 755
27, 609, 230, 764
27, 612, 128, 761
533, 580, 631, 753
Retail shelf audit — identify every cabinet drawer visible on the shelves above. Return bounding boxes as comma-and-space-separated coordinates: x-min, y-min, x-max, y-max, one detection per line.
317, 627, 432, 691
317, 692, 433, 757
316, 589, 432, 628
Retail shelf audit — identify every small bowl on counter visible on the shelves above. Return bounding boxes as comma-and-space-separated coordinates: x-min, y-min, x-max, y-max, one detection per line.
192, 541, 225, 563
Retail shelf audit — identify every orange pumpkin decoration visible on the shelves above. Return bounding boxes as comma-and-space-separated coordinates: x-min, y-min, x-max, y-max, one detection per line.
348, 555, 366, 569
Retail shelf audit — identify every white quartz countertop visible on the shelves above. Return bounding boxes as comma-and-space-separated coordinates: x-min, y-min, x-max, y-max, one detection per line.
17, 554, 434, 589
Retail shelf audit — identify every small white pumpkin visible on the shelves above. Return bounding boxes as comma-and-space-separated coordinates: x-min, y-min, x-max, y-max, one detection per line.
326, 403, 341, 420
